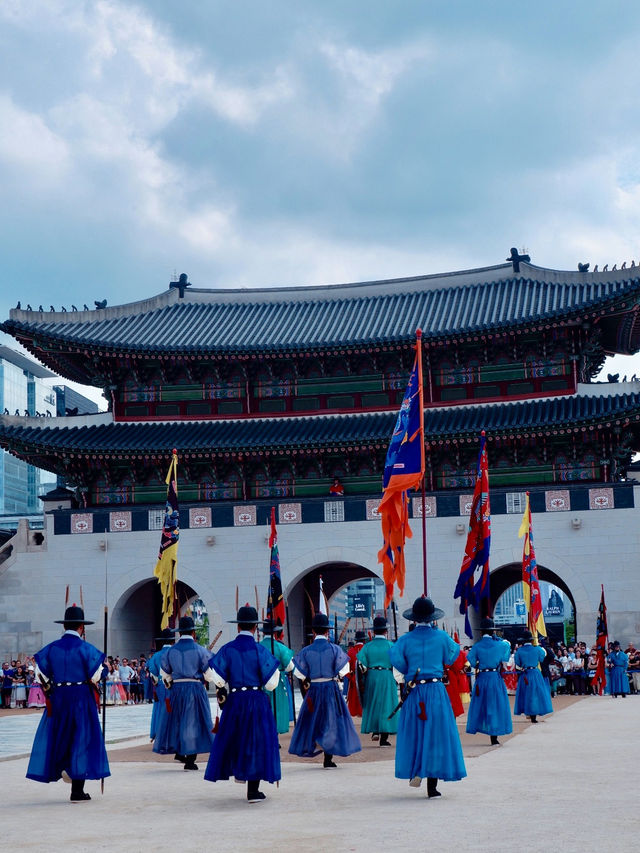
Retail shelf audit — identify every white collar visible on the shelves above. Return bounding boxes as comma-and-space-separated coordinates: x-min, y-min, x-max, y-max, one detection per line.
64, 629, 82, 638
314, 635, 329, 641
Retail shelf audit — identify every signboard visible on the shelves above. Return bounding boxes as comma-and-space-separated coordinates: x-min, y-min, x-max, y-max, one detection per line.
514, 599, 526, 618
349, 594, 372, 618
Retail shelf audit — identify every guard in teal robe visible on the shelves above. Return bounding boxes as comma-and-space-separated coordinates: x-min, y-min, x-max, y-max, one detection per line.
260, 620, 294, 734
356, 616, 398, 745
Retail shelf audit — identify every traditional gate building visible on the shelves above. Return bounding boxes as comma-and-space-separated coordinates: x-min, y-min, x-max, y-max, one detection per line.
1, 254, 640, 656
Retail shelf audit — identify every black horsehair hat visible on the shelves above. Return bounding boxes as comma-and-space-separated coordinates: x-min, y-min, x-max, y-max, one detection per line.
261, 619, 285, 635
354, 630, 367, 641
174, 616, 195, 633
228, 605, 259, 624
402, 596, 444, 623
479, 617, 496, 632
519, 629, 534, 643
54, 604, 94, 626
373, 616, 388, 632
311, 613, 329, 630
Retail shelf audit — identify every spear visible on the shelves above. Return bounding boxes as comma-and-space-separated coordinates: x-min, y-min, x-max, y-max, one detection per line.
284, 599, 296, 725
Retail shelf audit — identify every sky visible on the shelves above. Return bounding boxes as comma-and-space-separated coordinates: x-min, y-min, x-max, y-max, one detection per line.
2, 0, 640, 402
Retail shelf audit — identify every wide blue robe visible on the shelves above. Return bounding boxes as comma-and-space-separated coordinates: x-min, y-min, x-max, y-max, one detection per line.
608, 650, 630, 694
289, 638, 361, 758
27, 632, 110, 783
466, 635, 513, 736
205, 634, 281, 783
147, 649, 168, 741
152, 637, 214, 756
514, 644, 553, 717
389, 625, 466, 782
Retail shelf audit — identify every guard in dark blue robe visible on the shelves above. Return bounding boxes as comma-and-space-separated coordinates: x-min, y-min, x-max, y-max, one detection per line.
514, 630, 553, 721
466, 617, 513, 745
26, 605, 110, 802
147, 629, 173, 741
152, 616, 215, 769
389, 597, 466, 799
289, 613, 362, 767
608, 641, 630, 697
204, 605, 281, 803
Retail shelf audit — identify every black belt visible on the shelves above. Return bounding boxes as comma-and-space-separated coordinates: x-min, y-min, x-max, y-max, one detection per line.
478, 667, 499, 672
230, 686, 260, 692
53, 680, 89, 687
369, 666, 392, 671
416, 678, 443, 683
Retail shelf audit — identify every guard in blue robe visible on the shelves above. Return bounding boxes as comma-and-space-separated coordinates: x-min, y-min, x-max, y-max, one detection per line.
608, 642, 630, 696
152, 616, 215, 769
289, 612, 362, 767
514, 630, 553, 721
465, 617, 512, 745
147, 629, 173, 741
205, 605, 281, 803
389, 597, 466, 799
26, 605, 110, 802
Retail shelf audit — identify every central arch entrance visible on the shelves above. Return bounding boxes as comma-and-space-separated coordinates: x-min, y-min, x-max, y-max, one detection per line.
110, 578, 202, 658
489, 563, 577, 645
286, 562, 384, 651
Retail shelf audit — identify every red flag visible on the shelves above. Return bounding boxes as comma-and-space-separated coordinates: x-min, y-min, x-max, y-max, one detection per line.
519, 493, 546, 639
377, 332, 425, 608
590, 585, 608, 696
453, 432, 491, 637
266, 507, 285, 627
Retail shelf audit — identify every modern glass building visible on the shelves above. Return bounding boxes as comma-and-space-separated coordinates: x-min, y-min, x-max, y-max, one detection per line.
0, 346, 98, 515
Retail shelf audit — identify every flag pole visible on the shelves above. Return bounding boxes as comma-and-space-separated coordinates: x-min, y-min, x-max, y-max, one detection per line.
416, 329, 427, 596
101, 527, 108, 795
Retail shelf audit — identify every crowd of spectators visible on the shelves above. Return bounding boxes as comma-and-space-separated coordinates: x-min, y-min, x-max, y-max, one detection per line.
1, 654, 156, 709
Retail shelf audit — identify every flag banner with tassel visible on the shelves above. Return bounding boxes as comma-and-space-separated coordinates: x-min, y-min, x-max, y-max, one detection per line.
590, 585, 608, 695
518, 492, 546, 640
319, 575, 329, 617
266, 507, 286, 627
454, 431, 491, 637
377, 331, 425, 608
153, 451, 179, 630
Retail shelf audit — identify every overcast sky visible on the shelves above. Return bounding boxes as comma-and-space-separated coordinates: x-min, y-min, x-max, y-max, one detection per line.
2, 0, 640, 395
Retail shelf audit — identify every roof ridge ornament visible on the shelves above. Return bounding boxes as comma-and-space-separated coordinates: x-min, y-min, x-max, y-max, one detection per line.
506, 247, 530, 273
170, 273, 192, 298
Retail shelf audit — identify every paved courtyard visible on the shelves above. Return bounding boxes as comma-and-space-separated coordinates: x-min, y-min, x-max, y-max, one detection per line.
1, 695, 637, 852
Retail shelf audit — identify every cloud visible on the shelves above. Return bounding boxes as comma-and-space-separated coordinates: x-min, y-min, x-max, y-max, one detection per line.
0, 94, 69, 186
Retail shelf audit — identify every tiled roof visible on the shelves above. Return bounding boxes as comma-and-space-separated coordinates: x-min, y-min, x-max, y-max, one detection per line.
2, 391, 639, 454
4, 262, 640, 354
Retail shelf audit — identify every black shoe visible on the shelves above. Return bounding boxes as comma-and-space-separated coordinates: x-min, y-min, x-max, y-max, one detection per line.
174, 754, 186, 763
427, 778, 441, 799
379, 736, 391, 747
183, 763, 198, 771
371, 733, 379, 741
70, 792, 91, 802
248, 791, 266, 803
323, 753, 337, 768
530, 715, 538, 723
490, 735, 500, 746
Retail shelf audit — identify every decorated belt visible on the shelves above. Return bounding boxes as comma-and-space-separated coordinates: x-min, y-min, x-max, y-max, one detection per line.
230, 686, 260, 692
478, 667, 499, 672
172, 678, 202, 683
53, 680, 89, 687
310, 677, 336, 682
416, 678, 443, 684
369, 666, 392, 671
